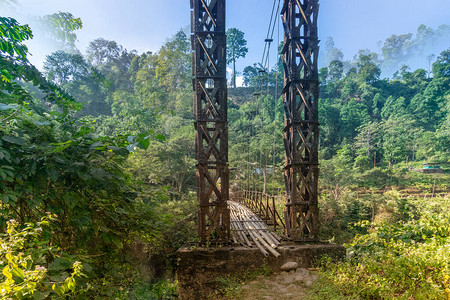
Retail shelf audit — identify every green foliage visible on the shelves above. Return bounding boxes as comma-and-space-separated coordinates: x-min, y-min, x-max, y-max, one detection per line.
43, 50, 111, 116
328, 60, 344, 81
381, 33, 413, 75
433, 49, 450, 78
44, 50, 89, 84
356, 167, 391, 188
0, 19, 154, 251
0, 216, 86, 299
130, 280, 178, 300
40, 12, 82, 51
0, 16, 32, 60
210, 264, 272, 298
356, 51, 381, 84
1, 15, 181, 298
317, 45, 449, 170
0, 16, 79, 113
226, 28, 249, 65
315, 197, 450, 299
155, 31, 190, 89
100, 278, 178, 299
319, 37, 344, 67
86, 38, 123, 65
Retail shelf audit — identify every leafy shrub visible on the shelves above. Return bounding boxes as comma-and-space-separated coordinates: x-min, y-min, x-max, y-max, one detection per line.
356, 167, 392, 188
122, 280, 178, 300
315, 197, 450, 299
0, 16, 167, 297
0, 216, 85, 299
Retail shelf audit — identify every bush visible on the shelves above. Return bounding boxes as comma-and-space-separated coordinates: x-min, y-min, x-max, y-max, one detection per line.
314, 197, 450, 299
356, 167, 392, 188
0, 216, 86, 299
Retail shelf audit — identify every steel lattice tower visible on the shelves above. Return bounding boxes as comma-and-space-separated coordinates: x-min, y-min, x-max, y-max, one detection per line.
281, 0, 320, 241
191, 0, 230, 242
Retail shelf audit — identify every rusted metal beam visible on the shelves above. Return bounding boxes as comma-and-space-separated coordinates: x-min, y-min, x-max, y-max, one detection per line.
281, 0, 320, 241
191, 0, 230, 243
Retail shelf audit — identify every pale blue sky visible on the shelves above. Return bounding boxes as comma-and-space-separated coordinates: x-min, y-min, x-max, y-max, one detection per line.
4, 0, 450, 73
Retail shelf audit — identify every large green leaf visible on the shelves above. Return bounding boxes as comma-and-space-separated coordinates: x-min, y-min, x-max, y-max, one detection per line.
0, 103, 18, 110
2, 135, 25, 145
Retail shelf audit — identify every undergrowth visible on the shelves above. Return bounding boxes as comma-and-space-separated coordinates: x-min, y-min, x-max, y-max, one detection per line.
209, 264, 272, 299
310, 196, 450, 299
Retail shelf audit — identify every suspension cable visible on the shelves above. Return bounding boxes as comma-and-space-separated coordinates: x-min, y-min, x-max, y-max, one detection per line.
272, 5, 280, 195
261, 0, 281, 72
260, 0, 278, 68
244, 0, 282, 193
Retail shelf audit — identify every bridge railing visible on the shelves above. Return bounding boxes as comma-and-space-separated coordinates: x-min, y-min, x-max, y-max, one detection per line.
235, 190, 285, 231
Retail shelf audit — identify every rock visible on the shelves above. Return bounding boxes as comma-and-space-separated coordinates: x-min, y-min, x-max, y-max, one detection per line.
283, 275, 294, 284
297, 268, 309, 275
280, 261, 299, 272
284, 293, 294, 298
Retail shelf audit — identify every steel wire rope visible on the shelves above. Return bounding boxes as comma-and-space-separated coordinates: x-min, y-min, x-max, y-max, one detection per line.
242, 0, 281, 194
272, 1, 281, 195
259, 0, 281, 195
232, 1, 283, 242
261, 0, 281, 72
260, 0, 278, 69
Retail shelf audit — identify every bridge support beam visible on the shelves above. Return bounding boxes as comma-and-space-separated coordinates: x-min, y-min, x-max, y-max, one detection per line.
281, 0, 320, 241
191, 0, 230, 243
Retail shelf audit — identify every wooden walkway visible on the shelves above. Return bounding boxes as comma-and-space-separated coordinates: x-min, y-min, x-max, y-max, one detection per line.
229, 201, 282, 257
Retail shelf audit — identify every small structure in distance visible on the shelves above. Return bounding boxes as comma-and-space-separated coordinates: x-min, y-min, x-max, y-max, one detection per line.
417, 162, 444, 173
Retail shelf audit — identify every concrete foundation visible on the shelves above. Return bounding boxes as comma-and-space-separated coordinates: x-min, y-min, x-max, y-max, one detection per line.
176, 243, 345, 299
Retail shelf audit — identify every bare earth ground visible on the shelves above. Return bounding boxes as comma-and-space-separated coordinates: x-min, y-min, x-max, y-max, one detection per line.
223, 268, 318, 300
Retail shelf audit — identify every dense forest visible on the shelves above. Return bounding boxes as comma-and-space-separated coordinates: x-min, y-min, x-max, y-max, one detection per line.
0, 7, 449, 299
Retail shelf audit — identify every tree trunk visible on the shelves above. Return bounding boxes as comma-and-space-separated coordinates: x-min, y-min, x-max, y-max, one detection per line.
233, 56, 236, 88
233, 60, 236, 88
373, 151, 376, 168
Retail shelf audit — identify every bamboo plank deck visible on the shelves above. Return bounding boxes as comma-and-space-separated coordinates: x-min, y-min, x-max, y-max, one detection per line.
229, 201, 281, 257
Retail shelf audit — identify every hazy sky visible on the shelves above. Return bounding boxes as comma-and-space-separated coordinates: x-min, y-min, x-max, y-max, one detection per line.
4, 0, 450, 73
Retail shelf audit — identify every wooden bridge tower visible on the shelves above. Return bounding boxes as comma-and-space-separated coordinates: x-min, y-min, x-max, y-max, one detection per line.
191, 0, 230, 242
281, 0, 320, 241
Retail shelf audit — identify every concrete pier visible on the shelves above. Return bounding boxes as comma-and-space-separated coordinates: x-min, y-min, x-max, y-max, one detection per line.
177, 243, 345, 299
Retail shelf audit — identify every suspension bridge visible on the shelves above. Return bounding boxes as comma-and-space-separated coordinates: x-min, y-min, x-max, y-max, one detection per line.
193, 0, 319, 245
178, 0, 345, 298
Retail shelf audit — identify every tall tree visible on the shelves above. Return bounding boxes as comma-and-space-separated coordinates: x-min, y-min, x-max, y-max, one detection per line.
328, 60, 344, 81
322, 37, 344, 67
86, 38, 123, 66
432, 49, 450, 78
242, 64, 259, 87
43, 50, 110, 116
356, 51, 381, 84
381, 34, 412, 69
226, 28, 248, 88
43, 50, 89, 84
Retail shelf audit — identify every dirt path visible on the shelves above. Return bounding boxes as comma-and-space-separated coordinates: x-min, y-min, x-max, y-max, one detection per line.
229, 268, 318, 300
